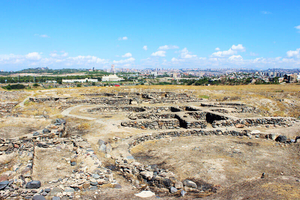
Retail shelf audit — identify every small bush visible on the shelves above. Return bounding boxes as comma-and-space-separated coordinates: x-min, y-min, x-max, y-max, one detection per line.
2, 84, 26, 90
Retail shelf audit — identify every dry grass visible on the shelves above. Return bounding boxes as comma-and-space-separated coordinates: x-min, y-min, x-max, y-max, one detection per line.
262, 182, 300, 199
131, 136, 300, 188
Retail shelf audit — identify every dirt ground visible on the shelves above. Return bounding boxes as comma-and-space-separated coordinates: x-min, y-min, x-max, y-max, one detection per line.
131, 136, 300, 199
0, 117, 50, 139
32, 146, 74, 186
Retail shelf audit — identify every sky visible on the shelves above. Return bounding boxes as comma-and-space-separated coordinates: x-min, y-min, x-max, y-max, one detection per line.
0, 0, 300, 71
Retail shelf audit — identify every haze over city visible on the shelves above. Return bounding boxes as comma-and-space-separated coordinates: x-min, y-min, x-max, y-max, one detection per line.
0, 0, 300, 70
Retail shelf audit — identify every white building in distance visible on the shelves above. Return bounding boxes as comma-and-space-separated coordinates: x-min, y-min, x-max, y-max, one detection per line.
102, 74, 124, 82
62, 78, 98, 83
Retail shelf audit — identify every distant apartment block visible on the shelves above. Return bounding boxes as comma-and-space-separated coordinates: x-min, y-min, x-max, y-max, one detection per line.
102, 74, 124, 82
62, 78, 98, 83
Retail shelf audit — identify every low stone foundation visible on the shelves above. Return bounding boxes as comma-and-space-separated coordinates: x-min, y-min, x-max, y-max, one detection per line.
121, 119, 180, 130
212, 117, 296, 128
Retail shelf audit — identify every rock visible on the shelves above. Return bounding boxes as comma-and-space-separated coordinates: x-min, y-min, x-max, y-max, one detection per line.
48, 187, 63, 196
0, 181, 10, 190
64, 187, 75, 193
0, 175, 9, 182
0, 145, 9, 151
162, 178, 172, 188
175, 181, 183, 189
90, 182, 98, 186
92, 174, 100, 179
268, 134, 276, 140
170, 186, 177, 193
114, 184, 122, 188
42, 128, 51, 134
180, 190, 187, 197
33, 132, 40, 136
134, 191, 155, 198
98, 140, 112, 153
140, 171, 153, 180
37, 143, 48, 148
183, 179, 197, 188
235, 124, 245, 128
90, 186, 98, 191
26, 181, 41, 189
275, 135, 287, 143
52, 197, 60, 200
32, 195, 46, 200
70, 161, 76, 166
83, 182, 90, 189
295, 136, 300, 143
251, 130, 260, 134
55, 118, 66, 125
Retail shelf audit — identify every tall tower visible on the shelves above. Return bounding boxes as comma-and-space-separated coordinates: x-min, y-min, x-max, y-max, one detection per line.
111, 64, 115, 74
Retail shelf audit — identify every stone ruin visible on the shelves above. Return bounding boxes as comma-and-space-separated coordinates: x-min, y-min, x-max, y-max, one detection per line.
1, 91, 300, 199
0, 119, 117, 199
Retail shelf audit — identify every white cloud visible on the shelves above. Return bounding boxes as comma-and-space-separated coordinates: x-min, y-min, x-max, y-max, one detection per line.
0, 52, 109, 70
295, 25, 300, 33
143, 46, 148, 51
231, 44, 246, 52
228, 55, 243, 61
215, 47, 220, 51
113, 57, 135, 64
212, 49, 235, 57
261, 11, 271, 14
286, 48, 300, 58
26, 52, 41, 60
50, 53, 58, 57
62, 52, 68, 57
180, 48, 197, 58
118, 36, 128, 40
171, 57, 179, 62
158, 45, 179, 50
211, 44, 245, 57
122, 52, 132, 57
50, 51, 68, 57
151, 51, 166, 57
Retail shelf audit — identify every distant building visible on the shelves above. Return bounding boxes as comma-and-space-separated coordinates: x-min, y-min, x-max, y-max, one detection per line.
62, 78, 98, 83
102, 74, 124, 82
46, 80, 57, 83
111, 64, 115, 73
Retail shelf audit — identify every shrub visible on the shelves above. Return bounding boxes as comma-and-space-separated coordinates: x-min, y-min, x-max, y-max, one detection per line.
2, 84, 26, 90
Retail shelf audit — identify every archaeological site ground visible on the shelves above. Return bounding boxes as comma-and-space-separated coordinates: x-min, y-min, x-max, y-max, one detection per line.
0, 85, 300, 200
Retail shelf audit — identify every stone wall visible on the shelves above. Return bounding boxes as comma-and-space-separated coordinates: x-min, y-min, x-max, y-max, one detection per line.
29, 97, 68, 103
212, 117, 296, 128
88, 106, 146, 113
186, 111, 207, 120
0, 102, 18, 113
0, 119, 116, 199
128, 113, 176, 120
121, 119, 180, 130
66, 97, 131, 105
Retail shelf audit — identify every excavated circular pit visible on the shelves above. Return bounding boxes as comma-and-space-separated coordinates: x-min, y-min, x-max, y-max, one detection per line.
130, 135, 300, 196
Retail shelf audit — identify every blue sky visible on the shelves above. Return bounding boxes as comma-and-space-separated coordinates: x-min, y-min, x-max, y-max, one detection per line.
0, 0, 299, 70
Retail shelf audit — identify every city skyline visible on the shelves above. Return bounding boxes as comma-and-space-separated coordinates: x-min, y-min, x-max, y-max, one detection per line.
0, 0, 300, 70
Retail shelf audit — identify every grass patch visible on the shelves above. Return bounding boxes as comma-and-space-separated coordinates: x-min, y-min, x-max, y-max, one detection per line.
199, 95, 209, 99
